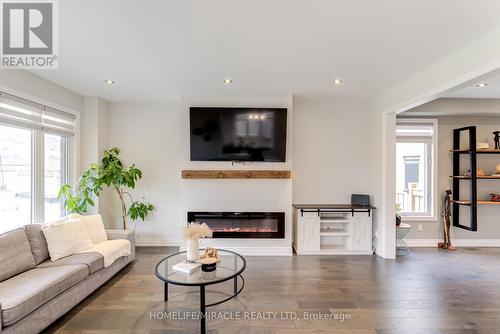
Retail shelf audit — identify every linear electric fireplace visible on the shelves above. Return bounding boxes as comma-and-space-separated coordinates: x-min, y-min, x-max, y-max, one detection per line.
187, 212, 285, 239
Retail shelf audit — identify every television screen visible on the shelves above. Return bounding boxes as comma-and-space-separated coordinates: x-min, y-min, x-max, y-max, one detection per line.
190, 107, 287, 162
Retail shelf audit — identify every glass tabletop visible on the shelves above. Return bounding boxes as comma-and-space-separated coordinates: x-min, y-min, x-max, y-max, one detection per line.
155, 249, 246, 286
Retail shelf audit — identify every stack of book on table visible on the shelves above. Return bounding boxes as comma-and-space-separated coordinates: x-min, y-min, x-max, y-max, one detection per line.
173, 261, 201, 274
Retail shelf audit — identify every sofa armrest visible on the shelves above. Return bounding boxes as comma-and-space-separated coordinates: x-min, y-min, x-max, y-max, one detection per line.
106, 229, 135, 261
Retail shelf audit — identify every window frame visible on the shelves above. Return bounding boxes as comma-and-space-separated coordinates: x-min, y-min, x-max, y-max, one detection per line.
0, 88, 79, 229
43, 131, 70, 222
396, 118, 438, 222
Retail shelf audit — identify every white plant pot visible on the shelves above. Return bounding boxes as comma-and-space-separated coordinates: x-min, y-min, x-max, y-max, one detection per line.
186, 238, 200, 262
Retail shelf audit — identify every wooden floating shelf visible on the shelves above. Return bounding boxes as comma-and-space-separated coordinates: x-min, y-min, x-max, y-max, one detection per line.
450, 175, 500, 179
449, 149, 500, 154
452, 200, 500, 206
181, 170, 291, 179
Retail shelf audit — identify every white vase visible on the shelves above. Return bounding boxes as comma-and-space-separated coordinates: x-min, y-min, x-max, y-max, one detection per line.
186, 238, 200, 262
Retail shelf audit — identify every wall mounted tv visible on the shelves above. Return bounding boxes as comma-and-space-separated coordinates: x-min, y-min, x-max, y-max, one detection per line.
190, 107, 287, 162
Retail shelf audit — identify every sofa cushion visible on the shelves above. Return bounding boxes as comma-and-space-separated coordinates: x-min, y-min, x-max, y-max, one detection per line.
24, 224, 50, 265
0, 228, 36, 282
42, 219, 94, 261
80, 239, 131, 267
0, 264, 88, 326
37, 251, 104, 274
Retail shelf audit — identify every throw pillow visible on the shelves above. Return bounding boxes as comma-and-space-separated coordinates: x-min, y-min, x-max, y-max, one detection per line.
69, 214, 108, 244
81, 214, 108, 244
42, 219, 94, 261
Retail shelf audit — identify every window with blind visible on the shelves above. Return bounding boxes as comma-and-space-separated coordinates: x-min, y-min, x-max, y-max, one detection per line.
0, 92, 76, 233
396, 119, 438, 220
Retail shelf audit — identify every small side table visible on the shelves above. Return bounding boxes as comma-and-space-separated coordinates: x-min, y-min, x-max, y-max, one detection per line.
396, 223, 412, 256
155, 250, 246, 334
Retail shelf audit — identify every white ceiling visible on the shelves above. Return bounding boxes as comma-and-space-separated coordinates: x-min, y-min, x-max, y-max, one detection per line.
446, 72, 500, 98
32, 0, 500, 103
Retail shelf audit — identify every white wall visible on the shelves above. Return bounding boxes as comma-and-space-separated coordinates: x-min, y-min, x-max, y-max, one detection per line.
102, 95, 387, 255
292, 96, 385, 253
292, 96, 377, 203
104, 96, 294, 254
106, 102, 183, 241
400, 98, 500, 242
79, 97, 110, 215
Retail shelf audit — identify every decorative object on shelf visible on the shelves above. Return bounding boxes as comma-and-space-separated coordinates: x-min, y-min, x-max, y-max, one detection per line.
494, 131, 500, 149
494, 164, 500, 175
58, 147, 154, 229
200, 257, 218, 272
351, 194, 371, 207
182, 222, 213, 262
490, 193, 500, 202
438, 189, 456, 251
202, 247, 221, 263
465, 168, 485, 177
491, 164, 500, 176
477, 142, 490, 150
395, 203, 402, 226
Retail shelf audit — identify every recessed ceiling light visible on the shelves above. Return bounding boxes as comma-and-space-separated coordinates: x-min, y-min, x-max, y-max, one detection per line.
333, 79, 343, 85
224, 79, 232, 84
104, 79, 115, 85
476, 82, 488, 88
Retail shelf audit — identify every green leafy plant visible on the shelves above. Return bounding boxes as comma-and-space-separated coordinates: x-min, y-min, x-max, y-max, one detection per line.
58, 147, 154, 229
395, 203, 402, 217
395, 203, 402, 225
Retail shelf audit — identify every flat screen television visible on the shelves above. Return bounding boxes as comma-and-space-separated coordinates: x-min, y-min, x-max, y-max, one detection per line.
190, 107, 287, 162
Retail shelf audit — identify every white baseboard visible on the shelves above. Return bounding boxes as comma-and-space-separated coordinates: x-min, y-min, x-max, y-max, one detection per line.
406, 239, 500, 247
179, 246, 292, 256
136, 237, 292, 255
136, 237, 181, 247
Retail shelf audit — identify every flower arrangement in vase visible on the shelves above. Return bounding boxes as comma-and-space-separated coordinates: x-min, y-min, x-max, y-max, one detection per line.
182, 222, 213, 262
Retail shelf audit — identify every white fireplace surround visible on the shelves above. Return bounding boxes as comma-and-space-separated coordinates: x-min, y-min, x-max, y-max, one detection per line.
179, 95, 293, 256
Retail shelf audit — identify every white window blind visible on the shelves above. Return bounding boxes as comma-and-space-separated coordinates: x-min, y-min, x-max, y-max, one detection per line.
396, 122, 434, 138
0, 92, 76, 135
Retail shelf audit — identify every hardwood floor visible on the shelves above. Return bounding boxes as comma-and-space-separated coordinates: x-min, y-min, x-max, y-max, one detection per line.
44, 247, 500, 334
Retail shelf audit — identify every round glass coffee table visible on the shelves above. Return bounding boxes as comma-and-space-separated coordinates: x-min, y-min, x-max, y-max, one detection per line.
155, 249, 246, 334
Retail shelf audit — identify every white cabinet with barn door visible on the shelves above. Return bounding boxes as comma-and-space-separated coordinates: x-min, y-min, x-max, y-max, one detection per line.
293, 205, 373, 255
296, 211, 320, 252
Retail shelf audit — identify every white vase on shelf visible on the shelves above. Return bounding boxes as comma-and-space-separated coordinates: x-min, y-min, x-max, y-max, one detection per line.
186, 238, 200, 262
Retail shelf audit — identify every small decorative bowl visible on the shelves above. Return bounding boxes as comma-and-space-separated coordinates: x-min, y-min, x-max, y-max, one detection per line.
200, 258, 217, 272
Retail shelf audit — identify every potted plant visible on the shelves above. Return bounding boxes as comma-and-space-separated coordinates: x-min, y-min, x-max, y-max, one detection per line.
58, 147, 154, 229
395, 203, 402, 226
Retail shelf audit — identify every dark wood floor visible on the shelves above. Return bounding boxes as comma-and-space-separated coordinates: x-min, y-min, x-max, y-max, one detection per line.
44, 247, 500, 334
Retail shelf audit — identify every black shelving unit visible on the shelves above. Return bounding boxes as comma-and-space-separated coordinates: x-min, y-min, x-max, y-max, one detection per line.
451, 126, 500, 231
452, 126, 477, 231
